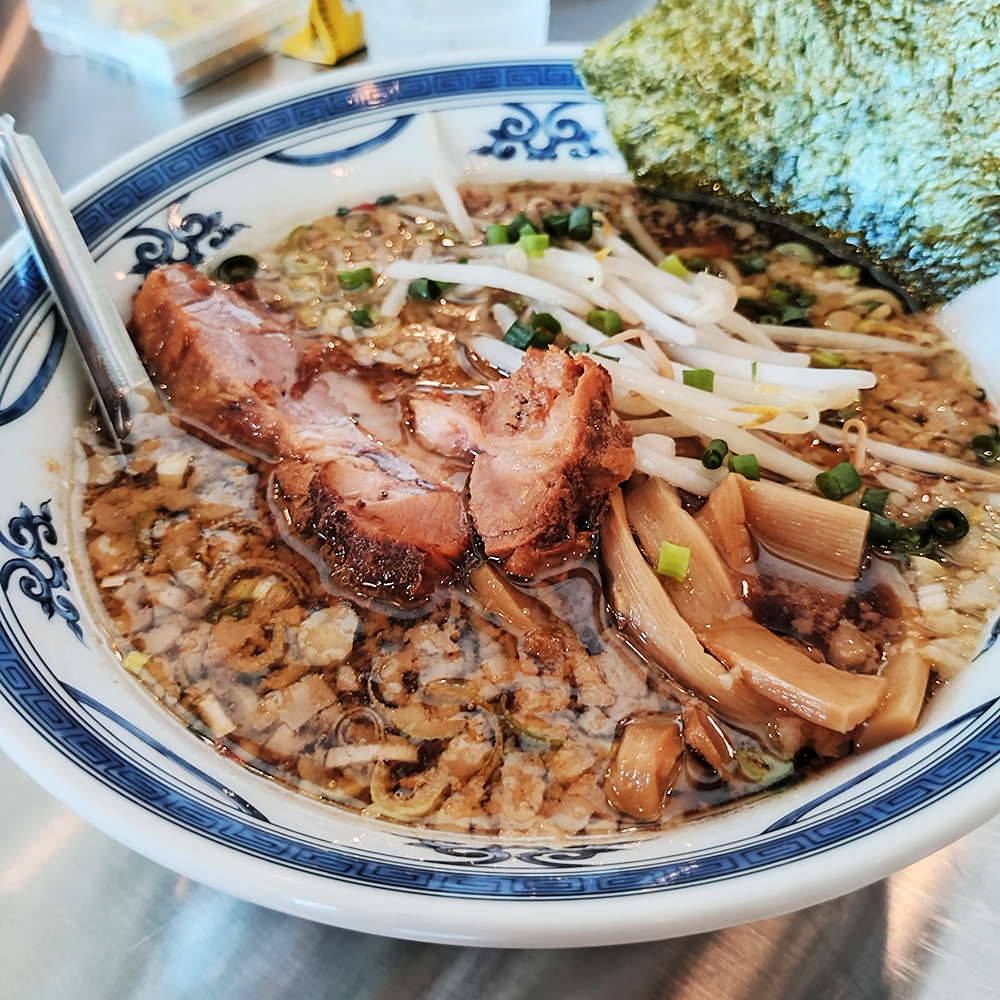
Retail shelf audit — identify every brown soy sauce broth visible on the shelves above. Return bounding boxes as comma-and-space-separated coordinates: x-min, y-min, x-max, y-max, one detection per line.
79, 403, 818, 838
79, 181, 1000, 838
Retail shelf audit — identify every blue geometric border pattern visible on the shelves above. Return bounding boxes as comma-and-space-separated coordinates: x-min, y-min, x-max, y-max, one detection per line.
764, 700, 996, 832
266, 115, 414, 167
0, 60, 590, 420
72, 62, 588, 250
2, 596, 1000, 897
63, 683, 269, 822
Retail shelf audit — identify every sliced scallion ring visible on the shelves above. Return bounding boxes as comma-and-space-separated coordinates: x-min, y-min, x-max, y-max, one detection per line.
542, 212, 570, 238
659, 254, 689, 278
926, 507, 969, 544
486, 224, 508, 246
530, 312, 561, 336
567, 205, 593, 241
520, 232, 550, 258
586, 309, 623, 335
815, 461, 862, 501
507, 212, 535, 242
351, 304, 376, 328
860, 488, 890, 516
214, 255, 258, 284
867, 512, 897, 547
682, 368, 715, 392
701, 439, 728, 470
728, 454, 760, 480
502, 319, 536, 350
657, 541, 691, 581
338, 266, 374, 292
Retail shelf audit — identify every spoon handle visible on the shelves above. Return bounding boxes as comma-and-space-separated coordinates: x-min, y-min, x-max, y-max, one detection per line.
0, 114, 144, 446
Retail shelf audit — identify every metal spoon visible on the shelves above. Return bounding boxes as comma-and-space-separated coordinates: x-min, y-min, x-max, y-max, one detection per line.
0, 114, 146, 447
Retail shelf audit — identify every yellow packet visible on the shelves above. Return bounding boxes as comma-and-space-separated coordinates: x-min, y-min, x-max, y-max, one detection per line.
281, 0, 364, 65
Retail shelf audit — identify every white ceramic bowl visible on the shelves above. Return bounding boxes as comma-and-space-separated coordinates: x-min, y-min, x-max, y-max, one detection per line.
2, 49, 1000, 948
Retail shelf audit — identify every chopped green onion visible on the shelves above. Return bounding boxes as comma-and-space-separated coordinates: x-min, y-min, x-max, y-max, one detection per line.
408, 278, 439, 300
486, 224, 508, 245
779, 305, 811, 326
657, 541, 691, 581
567, 342, 589, 355
728, 454, 760, 480
542, 212, 570, 238
734, 253, 768, 275
926, 507, 969, 544
685, 256, 712, 273
736, 747, 793, 785
751, 360, 758, 381
774, 242, 819, 267
736, 296, 763, 318
567, 205, 594, 241
586, 309, 623, 335
811, 349, 846, 368
338, 266, 374, 292
766, 284, 792, 307
659, 254, 689, 278
971, 431, 1000, 464
894, 523, 934, 558
502, 319, 536, 350
701, 439, 728, 469
767, 281, 816, 311
682, 368, 715, 392
520, 232, 550, 258
207, 599, 253, 624
531, 312, 561, 335
375, 194, 398, 206
860, 488, 890, 516
867, 512, 898, 547
823, 405, 862, 428
835, 264, 861, 281
350, 304, 376, 328
214, 254, 258, 284
507, 212, 535, 242
502, 317, 557, 351
815, 461, 863, 500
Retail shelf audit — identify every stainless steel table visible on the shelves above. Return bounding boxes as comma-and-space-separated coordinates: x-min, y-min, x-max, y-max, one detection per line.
1, 1, 998, 995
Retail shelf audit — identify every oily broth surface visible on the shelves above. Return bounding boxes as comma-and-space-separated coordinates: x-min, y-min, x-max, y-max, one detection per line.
80, 182, 1000, 838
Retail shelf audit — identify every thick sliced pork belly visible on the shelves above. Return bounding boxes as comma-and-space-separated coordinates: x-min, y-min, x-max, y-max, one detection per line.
130, 264, 470, 598
469, 348, 634, 577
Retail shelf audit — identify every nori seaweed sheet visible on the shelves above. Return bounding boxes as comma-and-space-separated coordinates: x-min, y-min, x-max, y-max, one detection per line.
577, 0, 1000, 307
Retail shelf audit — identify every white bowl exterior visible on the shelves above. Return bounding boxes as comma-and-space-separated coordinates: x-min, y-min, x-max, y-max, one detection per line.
1, 52, 1000, 947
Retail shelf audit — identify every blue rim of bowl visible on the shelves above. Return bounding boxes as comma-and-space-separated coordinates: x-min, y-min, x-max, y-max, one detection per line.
1, 55, 1000, 902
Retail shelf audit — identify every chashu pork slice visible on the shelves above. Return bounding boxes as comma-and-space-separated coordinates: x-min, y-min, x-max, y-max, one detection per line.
131, 262, 298, 455
130, 263, 470, 598
466, 347, 633, 577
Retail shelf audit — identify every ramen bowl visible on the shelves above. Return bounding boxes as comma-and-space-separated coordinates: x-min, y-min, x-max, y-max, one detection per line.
2, 50, 1000, 948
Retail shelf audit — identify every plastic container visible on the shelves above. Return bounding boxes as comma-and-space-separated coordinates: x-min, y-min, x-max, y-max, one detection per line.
29, 0, 306, 95
352, 0, 549, 64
